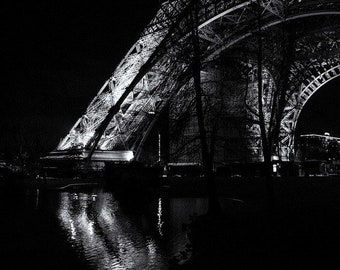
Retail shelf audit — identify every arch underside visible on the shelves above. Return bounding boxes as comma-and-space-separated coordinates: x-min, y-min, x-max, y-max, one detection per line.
245, 60, 340, 162
279, 63, 340, 160
54, 0, 340, 162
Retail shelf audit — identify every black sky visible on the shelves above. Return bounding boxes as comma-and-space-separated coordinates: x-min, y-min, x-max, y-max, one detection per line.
1, 1, 159, 155
296, 76, 340, 138
1, 1, 339, 156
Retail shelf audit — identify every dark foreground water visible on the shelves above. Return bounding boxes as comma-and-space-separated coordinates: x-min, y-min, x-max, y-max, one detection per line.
0, 187, 214, 269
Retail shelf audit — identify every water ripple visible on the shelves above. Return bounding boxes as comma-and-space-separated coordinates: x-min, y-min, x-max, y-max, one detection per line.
57, 191, 209, 269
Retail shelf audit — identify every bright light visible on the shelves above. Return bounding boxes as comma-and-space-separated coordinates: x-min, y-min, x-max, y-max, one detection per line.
126, 151, 134, 162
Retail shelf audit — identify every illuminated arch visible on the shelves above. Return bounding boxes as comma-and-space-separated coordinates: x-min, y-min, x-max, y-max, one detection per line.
279, 63, 340, 160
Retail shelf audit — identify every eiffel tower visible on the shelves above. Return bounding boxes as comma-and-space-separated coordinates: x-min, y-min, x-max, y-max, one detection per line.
44, 0, 340, 164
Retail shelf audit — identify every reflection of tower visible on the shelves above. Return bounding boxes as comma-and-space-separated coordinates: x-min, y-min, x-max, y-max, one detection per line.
157, 198, 164, 236
57, 192, 165, 269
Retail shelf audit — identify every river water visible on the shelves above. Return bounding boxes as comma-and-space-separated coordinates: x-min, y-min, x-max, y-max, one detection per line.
0, 188, 211, 269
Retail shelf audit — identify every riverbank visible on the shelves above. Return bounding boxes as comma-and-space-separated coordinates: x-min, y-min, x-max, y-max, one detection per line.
0, 176, 104, 191
2, 173, 340, 198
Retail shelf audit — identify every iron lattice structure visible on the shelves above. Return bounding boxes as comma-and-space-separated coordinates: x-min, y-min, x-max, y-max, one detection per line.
54, 0, 340, 162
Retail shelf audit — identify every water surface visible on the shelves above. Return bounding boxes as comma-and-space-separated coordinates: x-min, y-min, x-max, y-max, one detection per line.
0, 188, 211, 269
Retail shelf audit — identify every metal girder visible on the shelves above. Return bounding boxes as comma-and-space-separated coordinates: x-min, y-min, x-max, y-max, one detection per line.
243, 28, 340, 161
279, 63, 340, 160
260, 0, 285, 18
54, 0, 340, 162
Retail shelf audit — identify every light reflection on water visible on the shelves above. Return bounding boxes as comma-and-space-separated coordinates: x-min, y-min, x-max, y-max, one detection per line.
157, 198, 164, 236
57, 190, 208, 270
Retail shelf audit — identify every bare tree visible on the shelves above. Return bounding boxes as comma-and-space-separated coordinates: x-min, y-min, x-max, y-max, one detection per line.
190, 1, 221, 215
252, 1, 297, 209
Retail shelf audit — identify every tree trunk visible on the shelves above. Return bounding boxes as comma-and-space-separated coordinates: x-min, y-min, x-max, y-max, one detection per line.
256, 10, 276, 211
191, 3, 221, 215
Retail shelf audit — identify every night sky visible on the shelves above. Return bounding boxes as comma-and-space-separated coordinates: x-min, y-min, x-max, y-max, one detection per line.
1, 1, 339, 157
1, 1, 159, 156
296, 75, 340, 138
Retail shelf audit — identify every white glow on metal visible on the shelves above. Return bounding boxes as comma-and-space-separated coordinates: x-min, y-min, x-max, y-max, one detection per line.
198, 1, 253, 30
43, 150, 134, 161
281, 66, 340, 157
207, 11, 340, 61
54, 0, 340, 162
90, 150, 134, 161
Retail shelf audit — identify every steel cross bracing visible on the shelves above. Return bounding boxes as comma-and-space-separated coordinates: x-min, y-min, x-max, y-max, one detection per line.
57, 0, 191, 151
279, 62, 340, 160
244, 29, 340, 161
55, 0, 340, 161
244, 60, 340, 161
